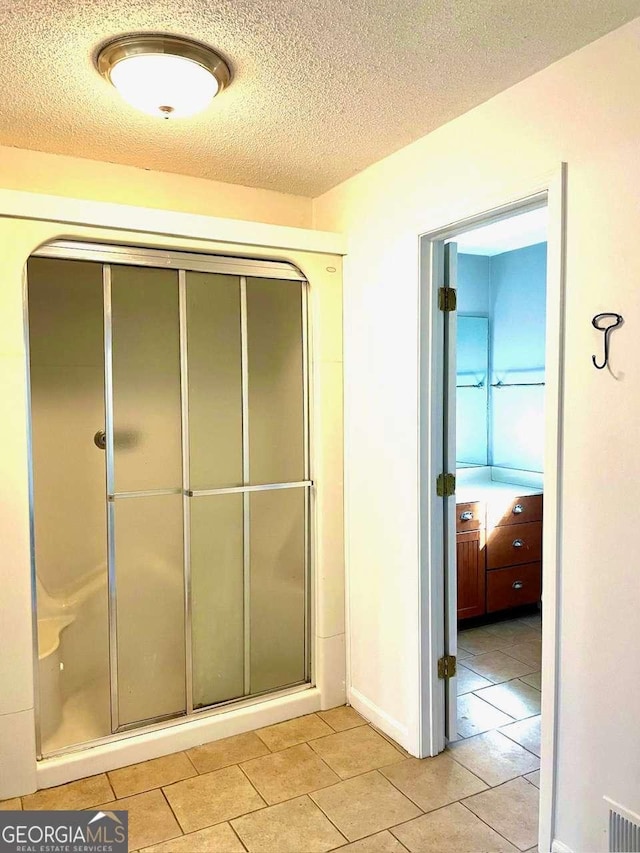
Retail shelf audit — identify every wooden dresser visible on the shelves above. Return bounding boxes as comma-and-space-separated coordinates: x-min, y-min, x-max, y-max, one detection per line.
456, 493, 542, 621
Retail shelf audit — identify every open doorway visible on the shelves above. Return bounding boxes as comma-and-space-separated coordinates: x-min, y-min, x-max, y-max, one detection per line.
452, 205, 547, 740
419, 175, 566, 852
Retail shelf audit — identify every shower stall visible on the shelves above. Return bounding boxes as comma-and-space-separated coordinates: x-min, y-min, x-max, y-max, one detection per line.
26, 242, 311, 758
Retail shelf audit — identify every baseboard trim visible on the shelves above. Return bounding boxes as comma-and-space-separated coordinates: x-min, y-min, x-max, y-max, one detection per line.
551, 840, 573, 853
348, 687, 410, 752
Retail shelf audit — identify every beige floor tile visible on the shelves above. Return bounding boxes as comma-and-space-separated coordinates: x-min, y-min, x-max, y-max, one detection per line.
457, 693, 514, 738
457, 664, 492, 696
318, 705, 367, 732
93, 789, 181, 851
457, 627, 513, 655
371, 728, 412, 759
391, 801, 518, 852
380, 753, 487, 812
310, 771, 420, 841
502, 641, 542, 668
337, 830, 408, 852
108, 752, 196, 798
187, 732, 270, 773
484, 621, 542, 644
457, 648, 474, 661
517, 613, 542, 630
232, 794, 346, 852
525, 770, 541, 788
473, 680, 541, 720
240, 743, 340, 804
140, 822, 244, 852
464, 776, 539, 851
163, 764, 265, 833
23, 774, 114, 810
519, 672, 542, 691
257, 714, 333, 751
447, 730, 539, 786
0, 798, 21, 810
500, 716, 541, 757
462, 651, 537, 684
308, 725, 405, 779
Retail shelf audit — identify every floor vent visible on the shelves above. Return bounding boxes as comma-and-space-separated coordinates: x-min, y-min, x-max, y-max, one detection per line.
606, 797, 640, 852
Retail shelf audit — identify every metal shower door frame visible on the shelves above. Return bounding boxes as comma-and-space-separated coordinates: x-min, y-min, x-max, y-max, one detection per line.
29, 241, 313, 750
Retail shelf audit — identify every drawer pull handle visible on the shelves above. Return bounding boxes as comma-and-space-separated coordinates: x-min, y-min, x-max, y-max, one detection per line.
512, 580, 524, 589
512, 504, 524, 514
459, 511, 474, 521
513, 538, 524, 548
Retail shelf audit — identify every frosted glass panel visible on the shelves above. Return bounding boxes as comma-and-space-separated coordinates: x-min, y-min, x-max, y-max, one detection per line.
191, 494, 244, 708
111, 266, 181, 492
247, 278, 304, 485
250, 488, 306, 693
456, 316, 489, 466
186, 273, 243, 489
115, 494, 185, 725
27, 257, 111, 753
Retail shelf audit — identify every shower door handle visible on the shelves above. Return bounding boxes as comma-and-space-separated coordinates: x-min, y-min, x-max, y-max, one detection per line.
94, 430, 106, 450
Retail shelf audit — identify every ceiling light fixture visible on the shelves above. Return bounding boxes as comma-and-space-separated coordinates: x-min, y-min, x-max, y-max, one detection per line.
96, 34, 231, 119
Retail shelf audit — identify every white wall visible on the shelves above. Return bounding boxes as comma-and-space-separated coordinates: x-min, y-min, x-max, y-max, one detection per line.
0, 145, 312, 228
313, 17, 640, 852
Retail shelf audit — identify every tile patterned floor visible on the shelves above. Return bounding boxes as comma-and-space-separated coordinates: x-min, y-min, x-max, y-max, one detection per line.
454, 611, 543, 850
0, 617, 542, 852
456, 612, 542, 744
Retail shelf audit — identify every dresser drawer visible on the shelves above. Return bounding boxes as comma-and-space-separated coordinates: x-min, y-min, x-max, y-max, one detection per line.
488, 493, 543, 528
486, 562, 541, 612
456, 501, 483, 532
486, 521, 542, 568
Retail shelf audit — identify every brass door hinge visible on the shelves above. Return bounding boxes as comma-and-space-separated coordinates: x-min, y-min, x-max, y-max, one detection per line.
438, 287, 457, 312
438, 654, 457, 679
436, 472, 456, 497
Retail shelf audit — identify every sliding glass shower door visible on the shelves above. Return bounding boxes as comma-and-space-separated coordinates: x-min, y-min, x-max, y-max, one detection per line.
108, 264, 186, 728
186, 272, 308, 709
27, 245, 311, 755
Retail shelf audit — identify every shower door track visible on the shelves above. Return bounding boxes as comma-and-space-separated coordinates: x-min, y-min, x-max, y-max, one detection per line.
29, 240, 313, 758
39, 682, 314, 760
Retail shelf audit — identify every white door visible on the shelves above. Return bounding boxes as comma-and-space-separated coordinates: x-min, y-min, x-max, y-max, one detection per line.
443, 241, 459, 742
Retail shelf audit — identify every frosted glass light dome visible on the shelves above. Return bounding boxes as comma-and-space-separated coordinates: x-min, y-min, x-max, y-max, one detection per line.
97, 35, 231, 119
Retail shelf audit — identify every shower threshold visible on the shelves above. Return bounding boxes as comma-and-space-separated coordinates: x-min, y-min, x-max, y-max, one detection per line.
39, 680, 312, 761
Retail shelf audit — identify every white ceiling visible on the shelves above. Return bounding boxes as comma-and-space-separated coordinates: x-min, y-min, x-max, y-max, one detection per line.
455, 207, 548, 255
1, 1, 640, 197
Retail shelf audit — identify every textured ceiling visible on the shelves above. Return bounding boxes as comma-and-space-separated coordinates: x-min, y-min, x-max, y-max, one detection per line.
1, 1, 640, 197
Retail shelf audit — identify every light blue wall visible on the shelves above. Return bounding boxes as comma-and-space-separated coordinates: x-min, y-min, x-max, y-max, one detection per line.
491, 243, 547, 375
456, 243, 547, 472
456, 317, 489, 465
490, 243, 546, 472
457, 254, 491, 314
456, 255, 491, 465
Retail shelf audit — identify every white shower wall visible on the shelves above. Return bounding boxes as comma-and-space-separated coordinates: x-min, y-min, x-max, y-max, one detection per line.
28, 258, 106, 598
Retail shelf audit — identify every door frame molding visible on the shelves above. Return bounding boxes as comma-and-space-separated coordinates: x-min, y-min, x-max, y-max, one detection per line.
417, 165, 567, 853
